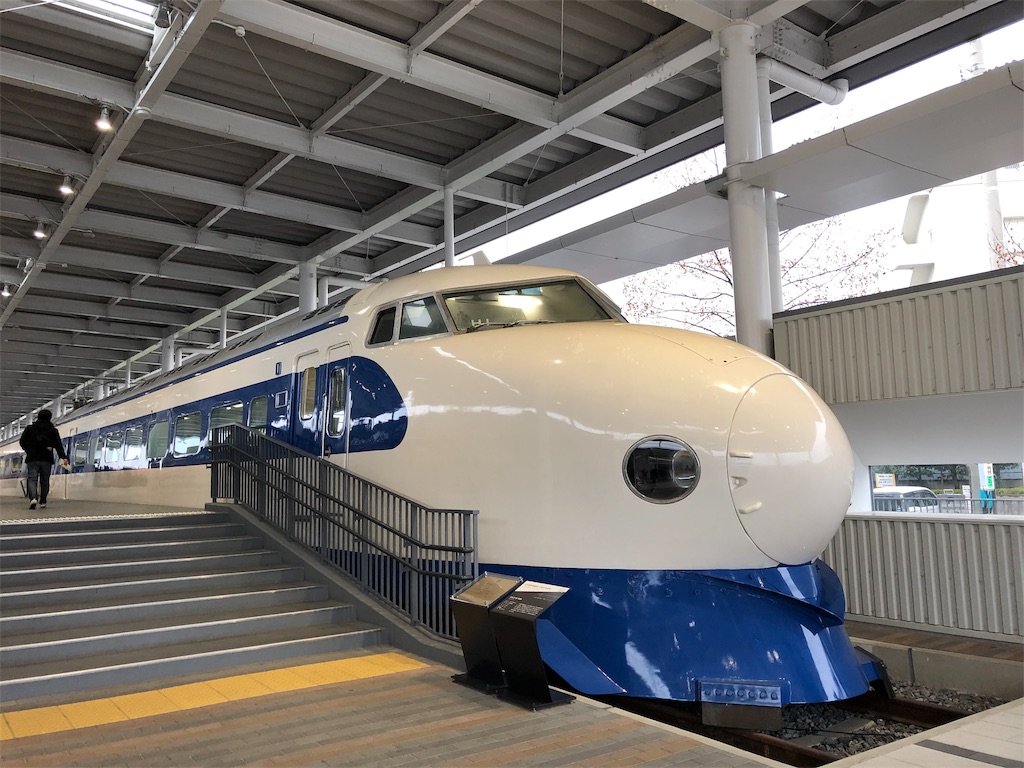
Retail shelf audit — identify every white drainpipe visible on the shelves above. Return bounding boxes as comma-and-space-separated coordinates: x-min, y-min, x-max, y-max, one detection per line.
755, 57, 849, 314
317, 276, 378, 307
756, 58, 848, 106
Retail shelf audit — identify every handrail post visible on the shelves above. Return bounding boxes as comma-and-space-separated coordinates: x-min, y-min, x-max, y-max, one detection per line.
359, 481, 369, 590
409, 510, 421, 627
232, 429, 241, 502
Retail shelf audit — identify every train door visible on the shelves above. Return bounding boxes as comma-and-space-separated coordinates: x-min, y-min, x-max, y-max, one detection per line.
323, 343, 351, 468
292, 349, 324, 455
62, 426, 77, 499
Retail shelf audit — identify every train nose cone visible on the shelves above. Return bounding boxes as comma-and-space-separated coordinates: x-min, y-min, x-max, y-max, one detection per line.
727, 373, 854, 565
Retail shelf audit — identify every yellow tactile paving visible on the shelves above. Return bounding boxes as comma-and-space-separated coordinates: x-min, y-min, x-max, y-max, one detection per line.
58, 698, 130, 729
110, 689, 179, 719
203, 674, 278, 701
158, 681, 231, 709
4, 707, 74, 738
1, 653, 428, 741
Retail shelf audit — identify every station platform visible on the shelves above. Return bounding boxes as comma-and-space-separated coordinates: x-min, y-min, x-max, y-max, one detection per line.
1, 644, 1020, 768
1, 497, 1021, 767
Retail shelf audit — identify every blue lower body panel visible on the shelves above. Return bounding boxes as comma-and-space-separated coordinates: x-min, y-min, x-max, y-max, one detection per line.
482, 559, 883, 705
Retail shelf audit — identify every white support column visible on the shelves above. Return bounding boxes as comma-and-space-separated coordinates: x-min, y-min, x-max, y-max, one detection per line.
55, 396, 64, 417
299, 260, 317, 312
161, 337, 174, 372
124, 361, 132, 388
220, 309, 229, 349
720, 22, 772, 355
756, 60, 783, 315
444, 187, 456, 267
94, 383, 104, 402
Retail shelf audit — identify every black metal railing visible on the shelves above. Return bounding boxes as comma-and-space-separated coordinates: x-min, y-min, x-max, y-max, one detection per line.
210, 425, 478, 639
871, 496, 1024, 515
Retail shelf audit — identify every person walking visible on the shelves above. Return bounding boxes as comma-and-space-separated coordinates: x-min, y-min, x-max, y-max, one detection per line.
19, 409, 70, 509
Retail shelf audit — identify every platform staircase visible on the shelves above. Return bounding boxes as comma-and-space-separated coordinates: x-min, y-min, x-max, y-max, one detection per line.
0, 510, 386, 704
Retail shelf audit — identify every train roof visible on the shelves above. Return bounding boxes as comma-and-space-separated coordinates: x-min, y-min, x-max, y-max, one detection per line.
33, 264, 592, 430
346, 264, 589, 314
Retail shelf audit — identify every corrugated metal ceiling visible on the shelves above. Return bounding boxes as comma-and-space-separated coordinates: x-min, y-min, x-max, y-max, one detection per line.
0, 0, 1019, 426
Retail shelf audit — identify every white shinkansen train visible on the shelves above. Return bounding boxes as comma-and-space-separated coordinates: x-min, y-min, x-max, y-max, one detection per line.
0, 264, 886, 707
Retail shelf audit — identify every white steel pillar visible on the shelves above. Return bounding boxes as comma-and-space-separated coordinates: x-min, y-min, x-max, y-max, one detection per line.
94, 383, 104, 402
124, 361, 132, 388
720, 22, 772, 355
161, 337, 174, 372
299, 260, 317, 312
220, 308, 229, 349
444, 187, 456, 267
756, 60, 783, 315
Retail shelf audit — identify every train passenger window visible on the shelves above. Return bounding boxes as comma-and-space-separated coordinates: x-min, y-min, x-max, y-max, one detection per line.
300, 368, 317, 419
399, 297, 447, 339
249, 396, 268, 433
103, 431, 124, 464
124, 426, 145, 462
148, 420, 169, 460
88, 434, 102, 465
173, 411, 203, 456
368, 307, 397, 345
210, 402, 243, 439
328, 367, 347, 436
73, 440, 88, 466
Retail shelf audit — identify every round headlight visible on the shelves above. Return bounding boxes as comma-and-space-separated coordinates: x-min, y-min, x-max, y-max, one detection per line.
623, 436, 700, 503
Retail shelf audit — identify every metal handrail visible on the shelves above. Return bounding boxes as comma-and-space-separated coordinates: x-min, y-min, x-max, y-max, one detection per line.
209, 424, 479, 639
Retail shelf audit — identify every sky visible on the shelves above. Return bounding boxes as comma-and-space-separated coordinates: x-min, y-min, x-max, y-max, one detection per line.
462, 18, 1024, 306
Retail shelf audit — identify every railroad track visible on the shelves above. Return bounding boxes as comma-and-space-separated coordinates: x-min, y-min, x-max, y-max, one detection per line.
595, 689, 969, 767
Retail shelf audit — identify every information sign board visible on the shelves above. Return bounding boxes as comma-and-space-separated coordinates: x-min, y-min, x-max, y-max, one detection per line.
450, 573, 522, 693
452, 572, 523, 608
490, 580, 573, 710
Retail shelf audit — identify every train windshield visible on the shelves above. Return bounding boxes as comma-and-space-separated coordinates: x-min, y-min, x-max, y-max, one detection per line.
443, 280, 613, 333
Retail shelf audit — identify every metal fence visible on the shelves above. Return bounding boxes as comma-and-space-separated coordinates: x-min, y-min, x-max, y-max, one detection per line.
210, 425, 478, 639
823, 513, 1024, 639
871, 496, 1024, 515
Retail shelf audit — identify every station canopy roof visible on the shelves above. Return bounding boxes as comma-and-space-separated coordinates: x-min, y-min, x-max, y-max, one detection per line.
1, 0, 1021, 425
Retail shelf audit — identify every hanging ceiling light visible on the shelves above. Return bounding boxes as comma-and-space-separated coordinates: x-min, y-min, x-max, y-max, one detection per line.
59, 174, 74, 196
1, 284, 10, 298
96, 105, 112, 131
33, 219, 48, 239
154, 2, 172, 28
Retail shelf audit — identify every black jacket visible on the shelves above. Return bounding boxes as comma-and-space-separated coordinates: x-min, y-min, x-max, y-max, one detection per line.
20, 418, 69, 464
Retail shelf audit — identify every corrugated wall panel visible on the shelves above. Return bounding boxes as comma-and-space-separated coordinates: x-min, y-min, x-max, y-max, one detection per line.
775, 268, 1024, 404
823, 514, 1024, 639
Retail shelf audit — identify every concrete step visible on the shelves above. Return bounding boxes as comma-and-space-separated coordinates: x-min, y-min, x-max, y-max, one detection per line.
0, 510, 393, 706
0, 512, 230, 536
0, 622, 387, 703
0, 535, 265, 568
1, 602, 355, 664
0, 581, 330, 632
0, 565, 306, 611
0, 550, 286, 588
0, 522, 248, 550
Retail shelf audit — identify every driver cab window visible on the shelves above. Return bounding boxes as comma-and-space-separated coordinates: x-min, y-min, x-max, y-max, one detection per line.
369, 307, 397, 345
399, 296, 447, 339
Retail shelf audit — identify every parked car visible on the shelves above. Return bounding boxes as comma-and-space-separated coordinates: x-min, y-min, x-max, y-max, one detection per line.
872, 486, 940, 513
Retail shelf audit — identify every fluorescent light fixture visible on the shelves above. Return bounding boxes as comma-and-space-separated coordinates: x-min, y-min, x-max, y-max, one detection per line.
33, 220, 48, 239
1, 284, 10, 298
96, 105, 112, 131
59, 175, 75, 195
